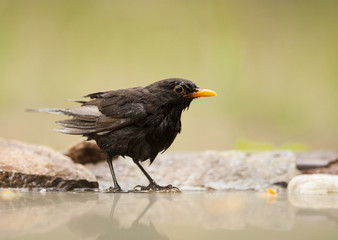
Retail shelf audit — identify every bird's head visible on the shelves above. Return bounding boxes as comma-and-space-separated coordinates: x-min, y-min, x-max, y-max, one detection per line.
146, 78, 217, 110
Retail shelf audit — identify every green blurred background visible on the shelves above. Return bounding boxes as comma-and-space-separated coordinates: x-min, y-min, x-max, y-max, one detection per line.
0, 0, 337, 151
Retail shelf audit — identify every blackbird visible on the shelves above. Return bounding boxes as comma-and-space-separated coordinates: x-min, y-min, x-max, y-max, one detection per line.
35, 78, 216, 192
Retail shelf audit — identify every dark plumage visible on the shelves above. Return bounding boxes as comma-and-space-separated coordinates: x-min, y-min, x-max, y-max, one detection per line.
34, 78, 216, 192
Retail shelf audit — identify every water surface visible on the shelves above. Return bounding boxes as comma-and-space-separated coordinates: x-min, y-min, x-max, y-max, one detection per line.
0, 191, 337, 240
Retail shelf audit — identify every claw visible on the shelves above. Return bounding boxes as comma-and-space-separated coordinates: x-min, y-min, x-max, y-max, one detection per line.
103, 187, 126, 193
133, 184, 180, 193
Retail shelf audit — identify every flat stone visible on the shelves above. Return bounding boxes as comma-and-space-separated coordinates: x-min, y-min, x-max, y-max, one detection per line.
300, 161, 338, 175
0, 171, 98, 190
86, 150, 298, 191
296, 151, 338, 170
288, 174, 338, 195
0, 138, 98, 190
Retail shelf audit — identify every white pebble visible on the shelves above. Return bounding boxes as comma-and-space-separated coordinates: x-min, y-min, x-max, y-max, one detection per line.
288, 174, 338, 194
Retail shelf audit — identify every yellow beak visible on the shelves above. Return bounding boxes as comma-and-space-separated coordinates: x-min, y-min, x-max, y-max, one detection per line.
188, 89, 217, 98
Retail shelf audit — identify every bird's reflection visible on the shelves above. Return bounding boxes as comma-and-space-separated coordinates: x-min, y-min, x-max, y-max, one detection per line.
2, 191, 338, 239
68, 194, 169, 240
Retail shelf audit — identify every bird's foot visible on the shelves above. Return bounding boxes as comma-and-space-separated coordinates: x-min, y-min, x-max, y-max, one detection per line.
103, 186, 126, 193
133, 184, 180, 193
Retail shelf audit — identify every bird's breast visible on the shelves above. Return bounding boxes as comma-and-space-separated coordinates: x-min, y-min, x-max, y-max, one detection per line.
146, 108, 182, 152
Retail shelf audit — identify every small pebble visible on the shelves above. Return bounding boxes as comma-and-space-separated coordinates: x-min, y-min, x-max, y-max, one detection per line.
288, 174, 338, 194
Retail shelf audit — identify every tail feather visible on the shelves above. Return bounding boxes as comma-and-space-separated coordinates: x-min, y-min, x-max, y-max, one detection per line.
66, 99, 87, 104
28, 106, 101, 118
27, 108, 66, 115
29, 105, 103, 136
56, 119, 96, 129
54, 128, 97, 135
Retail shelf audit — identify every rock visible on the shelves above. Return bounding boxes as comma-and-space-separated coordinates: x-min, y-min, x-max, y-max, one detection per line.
300, 161, 338, 175
86, 150, 298, 191
288, 174, 338, 195
0, 172, 98, 190
296, 151, 338, 171
0, 138, 98, 190
65, 141, 107, 164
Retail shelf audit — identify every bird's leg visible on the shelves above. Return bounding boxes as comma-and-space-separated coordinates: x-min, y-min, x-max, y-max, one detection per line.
133, 161, 180, 192
135, 161, 157, 185
106, 157, 122, 192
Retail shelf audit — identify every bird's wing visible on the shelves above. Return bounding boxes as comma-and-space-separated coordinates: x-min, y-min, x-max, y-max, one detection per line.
56, 88, 148, 135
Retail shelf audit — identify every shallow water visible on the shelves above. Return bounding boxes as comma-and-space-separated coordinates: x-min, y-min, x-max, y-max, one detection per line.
0, 190, 337, 240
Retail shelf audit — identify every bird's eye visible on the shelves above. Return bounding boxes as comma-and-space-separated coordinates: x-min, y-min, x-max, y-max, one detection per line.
174, 85, 184, 94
